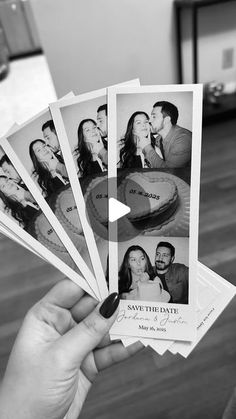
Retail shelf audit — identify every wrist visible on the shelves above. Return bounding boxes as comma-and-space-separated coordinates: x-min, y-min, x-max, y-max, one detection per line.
0, 386, 31, 419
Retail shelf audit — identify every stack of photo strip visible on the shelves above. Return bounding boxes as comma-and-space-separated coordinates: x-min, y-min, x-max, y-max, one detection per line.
0, 80, 235, 358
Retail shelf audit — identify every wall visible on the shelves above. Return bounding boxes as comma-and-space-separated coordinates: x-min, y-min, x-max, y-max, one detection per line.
30, 0, 177, 97
182, 2, 236, 86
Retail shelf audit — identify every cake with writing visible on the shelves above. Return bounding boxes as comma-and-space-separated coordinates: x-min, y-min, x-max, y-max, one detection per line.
85, 176, 108, 224
118, 171, 179, 230
29, 212, 76, 269
53, 186, 87, 252
54, 187, 83, 235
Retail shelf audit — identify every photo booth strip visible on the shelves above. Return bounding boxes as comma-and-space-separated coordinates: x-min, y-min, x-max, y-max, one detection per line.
50, 92, 108, 299
108, 84, 203, 342
2, 115, 101, 300
50, 81, 140, 299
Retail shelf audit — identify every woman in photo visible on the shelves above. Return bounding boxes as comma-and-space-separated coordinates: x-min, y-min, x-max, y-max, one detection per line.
75, 119, 107, 178
29, 139, 68, 198
0, 175, 39, 229
119, 111, 155, 169
118, 245, 169, 301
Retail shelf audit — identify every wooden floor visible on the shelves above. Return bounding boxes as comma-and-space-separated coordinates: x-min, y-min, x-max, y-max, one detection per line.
0, 118, 236, 418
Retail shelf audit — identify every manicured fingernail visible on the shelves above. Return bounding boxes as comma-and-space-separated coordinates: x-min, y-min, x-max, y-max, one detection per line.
99, 292, 120, 318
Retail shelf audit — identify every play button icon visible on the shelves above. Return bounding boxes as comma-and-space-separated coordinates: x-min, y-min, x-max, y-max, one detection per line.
109, 198, 130, 222
84, 173, 150, 242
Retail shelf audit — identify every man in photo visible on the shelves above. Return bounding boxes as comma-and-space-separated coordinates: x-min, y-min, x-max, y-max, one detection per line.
42, 120, 64, 163
139, 101, 192, 168
97, 104, 108, 148
96, 104, 108, 167
154, 241, 189, 304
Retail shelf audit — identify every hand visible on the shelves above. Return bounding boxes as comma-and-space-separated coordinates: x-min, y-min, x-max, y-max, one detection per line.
0, 279, 143, 419
24, 190, 37, 204
11, 184, 25, 203
139, 272, 150, 282
91, 138, 104, 156
136, 133, 151, 151
41, 153, 58, 173
48, 153, 59, 172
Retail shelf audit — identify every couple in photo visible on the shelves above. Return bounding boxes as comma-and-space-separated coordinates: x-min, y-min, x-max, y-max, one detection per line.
29, 120, 69, 199
118, 241, 189, 304
119, 101, 192, 170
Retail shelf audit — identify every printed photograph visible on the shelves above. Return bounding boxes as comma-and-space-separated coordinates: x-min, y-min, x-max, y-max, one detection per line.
117, 168, 190, 239
50, 82, 140, 282
108, 85, 202, 341
50, 92, 111, 293
118, 236, 189, 305
52, 95, 108, 179
115, 91, 192, 172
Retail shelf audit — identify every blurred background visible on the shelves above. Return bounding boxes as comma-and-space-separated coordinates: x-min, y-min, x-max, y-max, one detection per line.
0, 0, 236, 418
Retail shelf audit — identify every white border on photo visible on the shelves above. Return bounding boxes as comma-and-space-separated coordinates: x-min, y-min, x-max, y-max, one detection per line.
1, 116, 101, 300
50, 80, 140, 299
108, 84, 203, 342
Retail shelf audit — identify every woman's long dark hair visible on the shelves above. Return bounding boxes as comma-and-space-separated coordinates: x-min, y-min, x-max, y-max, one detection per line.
0, 176, 32, 226
29, 139, 57, 197
119, 111, 152, 168
75, 119, 97, 177
118, 245, 155, 294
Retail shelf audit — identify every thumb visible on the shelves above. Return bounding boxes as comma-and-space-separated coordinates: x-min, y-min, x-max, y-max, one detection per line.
55, 293, 120, 367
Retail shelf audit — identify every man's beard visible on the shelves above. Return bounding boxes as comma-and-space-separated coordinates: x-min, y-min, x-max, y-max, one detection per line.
155, 261, 170, 272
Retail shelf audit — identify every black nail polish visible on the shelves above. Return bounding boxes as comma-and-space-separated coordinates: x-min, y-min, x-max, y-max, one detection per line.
99, 292, 120, 318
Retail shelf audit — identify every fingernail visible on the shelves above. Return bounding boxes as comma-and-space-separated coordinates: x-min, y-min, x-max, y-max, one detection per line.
99, 292, 120, 318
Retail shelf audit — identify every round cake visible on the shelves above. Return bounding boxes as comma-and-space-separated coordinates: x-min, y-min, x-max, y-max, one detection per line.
119, 172, 179, 230
86, 177, 108, 226
53, 187, 87, 252
84, 176, 109, 242
32, 212, 76, 269
54, 187, 83, 235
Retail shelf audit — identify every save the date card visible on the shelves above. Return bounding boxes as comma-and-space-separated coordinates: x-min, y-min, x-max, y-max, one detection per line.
108, 84, 203, 342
